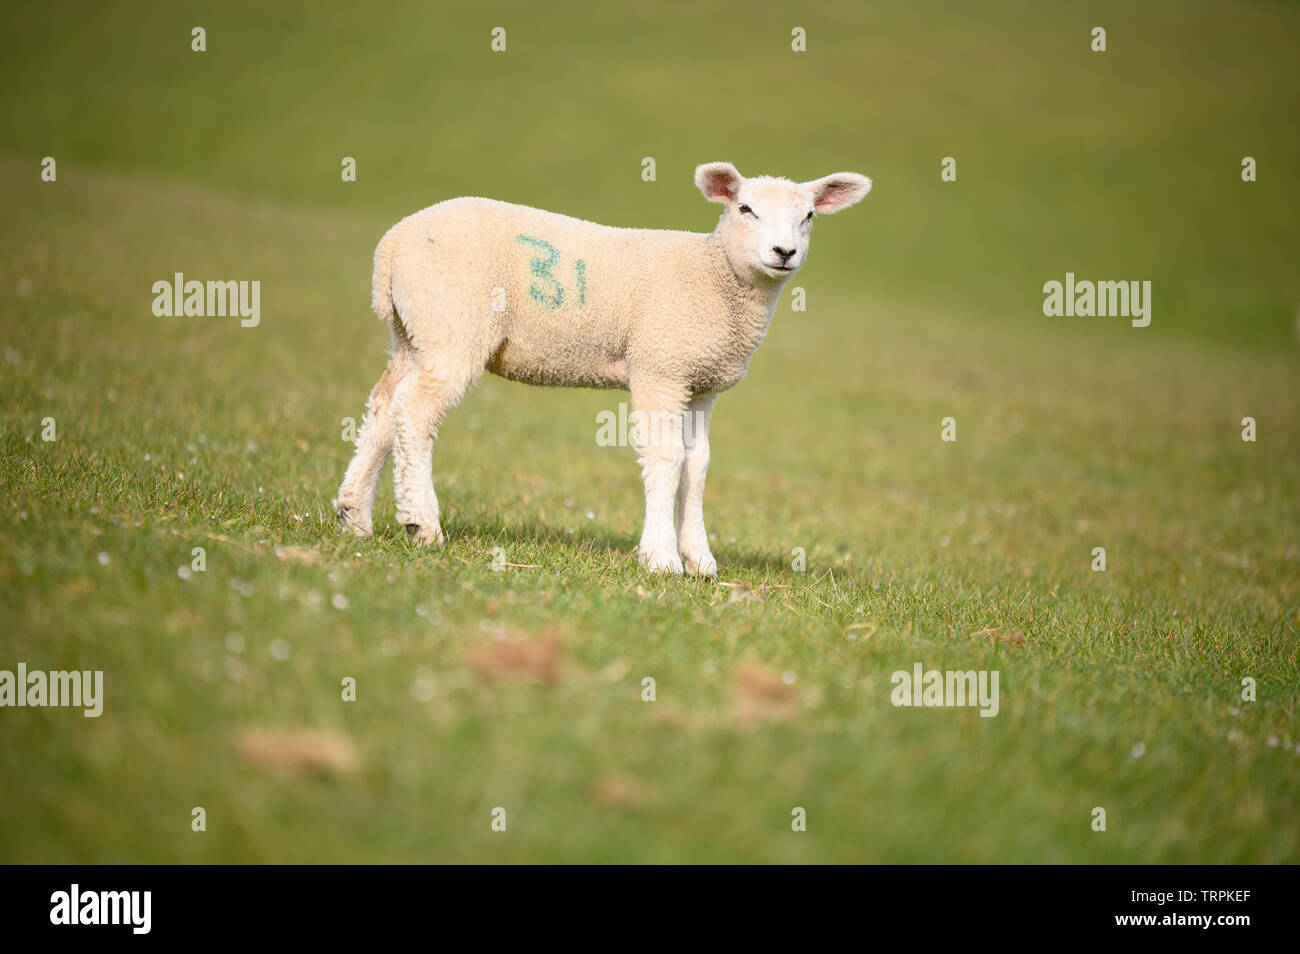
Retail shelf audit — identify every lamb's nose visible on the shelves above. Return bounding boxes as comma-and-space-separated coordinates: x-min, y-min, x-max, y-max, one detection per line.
773, 246, 795, 262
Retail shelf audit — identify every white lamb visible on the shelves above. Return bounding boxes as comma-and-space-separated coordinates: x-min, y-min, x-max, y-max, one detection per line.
333, 161, 872, 576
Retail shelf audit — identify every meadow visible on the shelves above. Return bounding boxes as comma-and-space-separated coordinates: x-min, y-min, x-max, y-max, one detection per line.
0, 0, 1297, 862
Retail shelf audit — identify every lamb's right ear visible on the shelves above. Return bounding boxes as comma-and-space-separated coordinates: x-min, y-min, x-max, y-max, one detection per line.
695, 162, 743, 204
807, 172, 872, 213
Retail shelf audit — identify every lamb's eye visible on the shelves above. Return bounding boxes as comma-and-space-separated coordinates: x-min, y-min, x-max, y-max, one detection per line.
738, 204, 756, 217
805, 211, 815, 221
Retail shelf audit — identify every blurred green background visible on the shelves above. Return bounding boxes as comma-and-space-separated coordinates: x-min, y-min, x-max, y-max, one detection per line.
0, 0, 1296, 863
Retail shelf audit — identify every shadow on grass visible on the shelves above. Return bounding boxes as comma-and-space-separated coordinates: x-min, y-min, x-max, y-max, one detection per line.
421, 512, 801, 578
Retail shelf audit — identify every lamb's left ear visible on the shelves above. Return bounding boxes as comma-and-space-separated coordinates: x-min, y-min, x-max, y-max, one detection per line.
806, 172, 872, 213
695, 162, 744, 204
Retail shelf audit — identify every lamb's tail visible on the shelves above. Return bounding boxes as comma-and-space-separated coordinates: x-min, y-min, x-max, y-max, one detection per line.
370, 223, 401, 322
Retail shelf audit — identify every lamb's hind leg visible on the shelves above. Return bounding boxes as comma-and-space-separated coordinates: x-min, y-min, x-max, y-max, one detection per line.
390, 350, 485, 547
334, 329, 412, 537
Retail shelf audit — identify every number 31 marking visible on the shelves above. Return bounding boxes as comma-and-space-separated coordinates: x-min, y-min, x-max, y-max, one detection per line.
515, 234, 586, 311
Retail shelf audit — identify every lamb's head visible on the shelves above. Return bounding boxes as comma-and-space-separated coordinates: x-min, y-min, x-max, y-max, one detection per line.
695, 162, 872, 283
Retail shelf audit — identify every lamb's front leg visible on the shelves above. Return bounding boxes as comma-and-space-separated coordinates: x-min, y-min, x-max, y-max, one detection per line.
676, 393, 717, 577
630, 380, 688, 575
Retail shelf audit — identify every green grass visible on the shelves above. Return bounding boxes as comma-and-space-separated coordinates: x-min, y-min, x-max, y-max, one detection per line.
0, 0, 1297, 863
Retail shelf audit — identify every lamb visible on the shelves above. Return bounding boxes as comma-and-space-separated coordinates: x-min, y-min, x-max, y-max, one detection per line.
333, 161, 872, 576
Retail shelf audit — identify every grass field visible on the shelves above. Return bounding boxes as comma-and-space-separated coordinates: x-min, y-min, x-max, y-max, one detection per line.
1, 0, 1298, 863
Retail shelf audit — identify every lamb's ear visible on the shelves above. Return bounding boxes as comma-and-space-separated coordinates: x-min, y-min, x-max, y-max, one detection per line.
695, 162, 744, 204
807, 172, 872, 213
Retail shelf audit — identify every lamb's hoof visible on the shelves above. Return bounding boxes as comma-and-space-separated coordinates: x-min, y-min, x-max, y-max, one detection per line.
334, 502, 373, 538
403, 522, 445, 548
638, 546, 685, 575
681, 552, 718, 578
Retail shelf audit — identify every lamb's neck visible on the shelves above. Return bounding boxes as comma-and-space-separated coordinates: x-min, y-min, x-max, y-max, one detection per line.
704, 234, 786, 354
